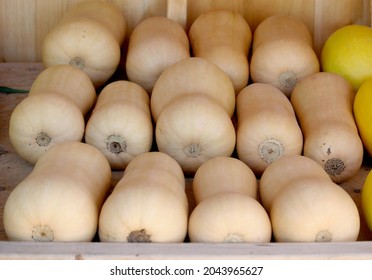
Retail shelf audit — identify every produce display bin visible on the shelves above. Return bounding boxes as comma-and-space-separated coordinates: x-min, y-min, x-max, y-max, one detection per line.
1, 0, 372, 259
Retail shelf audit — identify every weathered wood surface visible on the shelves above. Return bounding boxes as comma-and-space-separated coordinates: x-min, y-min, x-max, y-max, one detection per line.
1, 63, 372, 259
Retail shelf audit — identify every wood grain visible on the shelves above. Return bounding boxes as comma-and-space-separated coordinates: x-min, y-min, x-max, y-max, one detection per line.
0, 0, 370, 62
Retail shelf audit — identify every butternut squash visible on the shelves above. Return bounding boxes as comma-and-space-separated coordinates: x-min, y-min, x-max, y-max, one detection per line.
259, 154, 332, 212
3, 141, 111, 241
150, 57, 235, 122
270, 178, 360, 242
59, 1, 127, 46
155, 94, 236, 175
98, 152, 188, 242
193, 156, 257, 204
250, 15, 319, 97
236, 83, 303, 176
42, 1, 125, 88
9, 93, 85, 164
290, 72, 363, 183
123, 151, 185, 190
188, 9, 252, 93
28, 64, 96, 116
188, 192, 271, 243
84, 81, 153, 170
125, 16, 190, 93
252, 15, 313, 52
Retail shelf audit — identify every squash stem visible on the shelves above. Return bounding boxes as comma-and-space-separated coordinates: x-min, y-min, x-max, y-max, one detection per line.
70, 57, 85, 70
258, 137, 285, 164
184, 143, 201, 158
324, 158, 345, 176
127, 229, 151, 242
224, 233, 244, 242
32, 225, 54, 242
35, 132, 51, 147
279, 71, 298, 90
315, 230, 332, 242
106, 135, 127, 154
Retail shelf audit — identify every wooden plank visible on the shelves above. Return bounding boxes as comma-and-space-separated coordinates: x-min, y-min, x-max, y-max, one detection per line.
1, 241, 372, 260
1, 0, 37, 62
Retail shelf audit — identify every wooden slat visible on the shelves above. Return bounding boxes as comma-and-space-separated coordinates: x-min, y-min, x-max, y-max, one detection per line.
1, 0, 371, 62
1, 0, 37, 62
1, 241, 372, 260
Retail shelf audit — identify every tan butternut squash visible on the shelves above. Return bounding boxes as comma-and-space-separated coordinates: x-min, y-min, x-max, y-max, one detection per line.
236, 83, 303, 176
125, 16, 190, 93
3, 141, 111, 241
42, 2, 125, 88
59, 1, 127, 46
250, 15, 319, 97
98, 152, 188, 242
29, 64, 96, 116
150, 57, 235, 122
193, 156, 257, 204
189, 9, 252, 92
259, 154, 332, 212
123, 151, 185, 190
155, 94, 236, 174
9, 93, 85, 164
290, 72, 364, 183
270, 178, 360, 242
188, 192, 271, 243
252, 15, 313, 52
84, 81, 153, 170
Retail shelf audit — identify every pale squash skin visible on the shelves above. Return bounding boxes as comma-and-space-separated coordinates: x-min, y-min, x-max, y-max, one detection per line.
151, 57, 235, 122
125, 16, 190, 93
84, 81, 153, 170
290, 72, 364, 183
29, 64, 96, 116
42, 17, 121, 88
123, 152, 185, 191
236, 83, 303, 176
188, 192, 272, 243
9, 93, 85, 164
155, 94, 236, 175
84, 103, 153, 170
250, 39, 319, 97
252, 15, 313, 52
59, 0, 127, 46
193, 156, 257, 204
94, 80, 150, 115
270, 178, 360, 242
189, 9, 252, 93
3, 142, 112, 242
259, 154, 332, 212
99, 183, 188, 243
98, 152, 188, 243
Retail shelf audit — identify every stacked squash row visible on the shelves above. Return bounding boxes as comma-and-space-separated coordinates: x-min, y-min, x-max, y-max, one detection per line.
3, 1, 365, 242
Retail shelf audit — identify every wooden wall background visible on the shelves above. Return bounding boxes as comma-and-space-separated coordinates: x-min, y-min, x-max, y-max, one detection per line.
0, 0, 371, 63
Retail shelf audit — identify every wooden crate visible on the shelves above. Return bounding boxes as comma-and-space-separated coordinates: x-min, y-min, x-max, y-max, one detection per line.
1, 0, 372, 259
